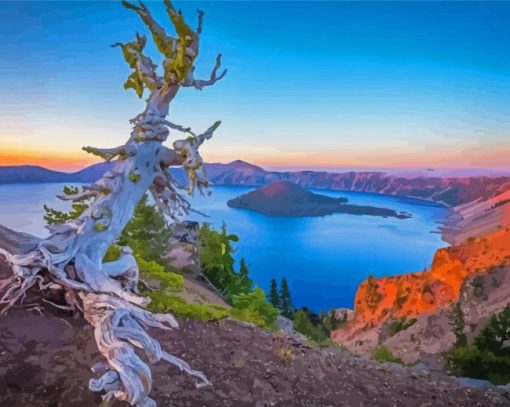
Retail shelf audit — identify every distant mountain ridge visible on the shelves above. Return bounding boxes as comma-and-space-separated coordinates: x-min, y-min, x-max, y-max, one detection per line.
0, 163, 115, 184
206, 161, 510, 207
2, 160, 510, 207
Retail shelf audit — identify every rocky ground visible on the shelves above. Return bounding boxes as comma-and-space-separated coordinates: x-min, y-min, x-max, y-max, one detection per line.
332, 224, 510, 367
1, 202, 510, 406
0, 302, 509, 407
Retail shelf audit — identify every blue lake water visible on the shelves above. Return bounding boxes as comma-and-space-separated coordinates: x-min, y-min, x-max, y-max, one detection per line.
0, 183, 449, 312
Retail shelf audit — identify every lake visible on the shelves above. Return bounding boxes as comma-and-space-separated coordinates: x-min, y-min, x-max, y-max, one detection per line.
0, 183, 449, 312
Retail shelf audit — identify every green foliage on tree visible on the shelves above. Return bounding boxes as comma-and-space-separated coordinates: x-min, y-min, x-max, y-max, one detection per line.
103, 244, 122, 263
45, 189, 170, 264
44, 187, 282, 329
43, 186, 90, 224
279, 277, 294, 318
118, 195, 171, 264
444, 304, 510, 385
46, 188, 183, 292
293, 309, 328, 342
229, 287, 279, 329
447, 302, 467, 348
198, 223, 252, 300
197, 223, 282, 329
269, 278, 280, 309
238, 258, 251, 294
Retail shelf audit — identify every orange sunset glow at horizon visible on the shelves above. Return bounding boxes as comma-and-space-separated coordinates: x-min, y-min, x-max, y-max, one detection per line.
0, 149, 99, 172
1, 145, 509, 173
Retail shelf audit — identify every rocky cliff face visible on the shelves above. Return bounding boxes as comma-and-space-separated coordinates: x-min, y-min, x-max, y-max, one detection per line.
331, 199, 510, 365
443, 189, 510, 244
207, 162, 510, 207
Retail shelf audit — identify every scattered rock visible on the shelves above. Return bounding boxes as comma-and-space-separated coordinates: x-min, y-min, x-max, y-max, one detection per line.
1, 306, 509, 406
456, 377, 496, 390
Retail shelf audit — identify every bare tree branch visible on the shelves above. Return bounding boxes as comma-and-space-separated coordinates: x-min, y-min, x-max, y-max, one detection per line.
82, 145, 135, 162
162, 120, 194, 136
196, 9, 205, 34
197, 120, 221, 145
173, 121, 221, 195
150, 172, 192, 220
183, 54, 227, 90
158, 146, 185, 168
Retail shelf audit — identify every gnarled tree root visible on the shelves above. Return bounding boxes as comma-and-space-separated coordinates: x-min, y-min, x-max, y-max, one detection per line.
83, 292, 210, 406
0, 243, 210, 407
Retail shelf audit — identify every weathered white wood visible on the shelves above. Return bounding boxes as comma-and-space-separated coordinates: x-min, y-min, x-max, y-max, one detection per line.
183, 54, 227, 90
0, 2, 225, 406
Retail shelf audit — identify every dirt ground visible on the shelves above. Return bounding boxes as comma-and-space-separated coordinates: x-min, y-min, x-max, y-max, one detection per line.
0, 304, 509, 407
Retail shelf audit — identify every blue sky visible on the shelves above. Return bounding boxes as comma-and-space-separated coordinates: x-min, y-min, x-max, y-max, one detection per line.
1, 1, 509, 170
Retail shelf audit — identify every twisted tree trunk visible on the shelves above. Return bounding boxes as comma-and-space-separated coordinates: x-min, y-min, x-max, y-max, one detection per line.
0, 2, 226, 406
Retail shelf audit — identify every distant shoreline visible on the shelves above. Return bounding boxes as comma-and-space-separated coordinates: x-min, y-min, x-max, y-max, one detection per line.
0, 178, 459, 244
3, 160, 509, 246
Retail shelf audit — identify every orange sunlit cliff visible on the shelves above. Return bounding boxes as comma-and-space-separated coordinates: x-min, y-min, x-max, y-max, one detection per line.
332, 194, 510, 362
346, 228, 510, 327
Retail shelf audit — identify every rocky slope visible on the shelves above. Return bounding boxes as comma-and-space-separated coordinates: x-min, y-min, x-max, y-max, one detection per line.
1, 225, 510, 406
331, 196, 510, 367
227, 181, 409, 218
0, 275, 508, 406
443, 189, 510, 244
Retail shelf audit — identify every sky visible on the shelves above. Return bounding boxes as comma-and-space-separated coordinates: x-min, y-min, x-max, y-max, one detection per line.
1, 1, 510, 172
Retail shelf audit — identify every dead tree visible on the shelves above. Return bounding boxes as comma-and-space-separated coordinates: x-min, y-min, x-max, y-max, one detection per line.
0, 1, 226, 406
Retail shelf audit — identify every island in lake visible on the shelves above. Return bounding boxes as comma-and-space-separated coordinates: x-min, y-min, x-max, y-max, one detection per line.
227, 181, 411, 219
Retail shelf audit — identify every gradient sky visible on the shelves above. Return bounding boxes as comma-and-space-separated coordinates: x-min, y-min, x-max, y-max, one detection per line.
1, 1, 510, 171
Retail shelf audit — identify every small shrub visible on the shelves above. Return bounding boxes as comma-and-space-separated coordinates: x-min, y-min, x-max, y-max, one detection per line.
373, 346, 403, 364
277, 345, 295, 366
472, 275, 487, 300
230, 287, 279, 329
388, 317, 418, 337
444, 304, 510, 385
447, 302, 467, 348
137, 255, 183, 292
316, 338, 337, 349
293, 309, 328, 342
147, 291, 228, 322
